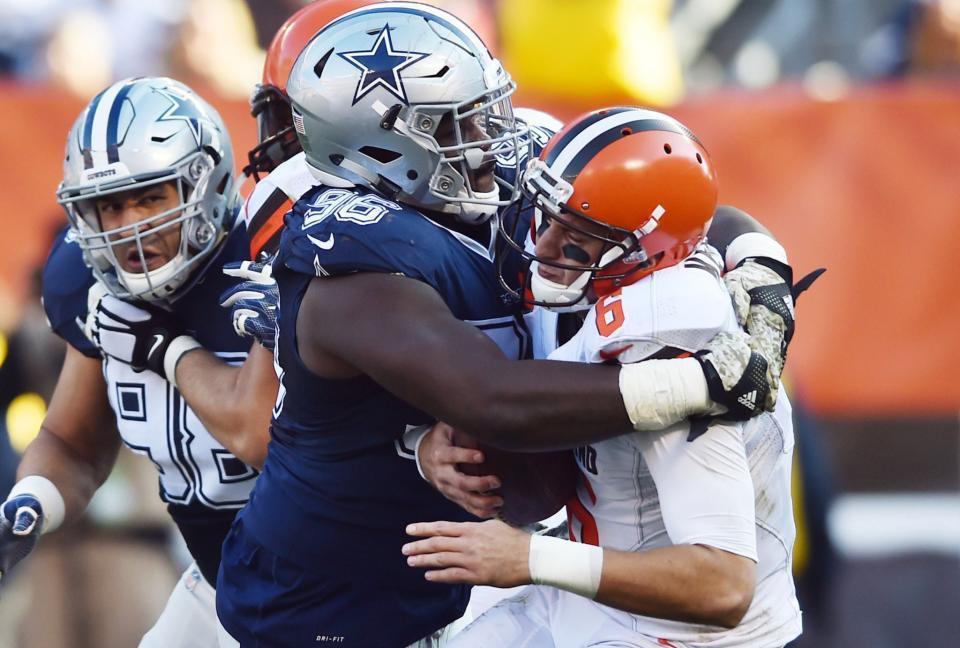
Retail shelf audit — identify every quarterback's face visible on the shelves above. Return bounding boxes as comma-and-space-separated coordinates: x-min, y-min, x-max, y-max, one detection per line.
94, 181, 183, 273
533, 209, 606, 287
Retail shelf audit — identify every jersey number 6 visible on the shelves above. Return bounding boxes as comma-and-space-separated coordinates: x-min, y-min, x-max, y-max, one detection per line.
595, 289, 625, 337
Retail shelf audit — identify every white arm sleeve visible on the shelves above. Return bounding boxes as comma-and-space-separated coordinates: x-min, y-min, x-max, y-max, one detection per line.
635, 422, 758, 561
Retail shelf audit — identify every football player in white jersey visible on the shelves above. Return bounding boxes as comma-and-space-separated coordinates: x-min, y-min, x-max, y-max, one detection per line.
404, 107, 804, 647
0, 77, 272, 648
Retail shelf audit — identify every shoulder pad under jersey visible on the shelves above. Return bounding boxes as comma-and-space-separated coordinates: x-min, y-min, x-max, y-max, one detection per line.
553, 245, 734, 364
276, 184, 465, 285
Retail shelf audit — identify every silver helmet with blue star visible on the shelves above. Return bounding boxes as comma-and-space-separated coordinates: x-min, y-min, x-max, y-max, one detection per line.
286, 1, 528, 223
57, 77, 239, 302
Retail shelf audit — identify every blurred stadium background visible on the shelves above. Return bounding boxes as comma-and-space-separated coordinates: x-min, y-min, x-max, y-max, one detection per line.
0, 0, 957, 646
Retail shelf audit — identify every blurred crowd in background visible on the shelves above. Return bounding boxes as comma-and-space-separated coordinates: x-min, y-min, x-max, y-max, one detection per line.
0, 1, 958, 646
4, 0, 960, 100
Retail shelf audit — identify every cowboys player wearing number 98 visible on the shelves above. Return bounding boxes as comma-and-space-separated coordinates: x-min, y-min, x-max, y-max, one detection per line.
0, 77, 265, 648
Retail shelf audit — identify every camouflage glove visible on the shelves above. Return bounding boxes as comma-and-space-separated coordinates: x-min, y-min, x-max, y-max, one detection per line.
695, 330, 771, 420
723, 257, 825, 409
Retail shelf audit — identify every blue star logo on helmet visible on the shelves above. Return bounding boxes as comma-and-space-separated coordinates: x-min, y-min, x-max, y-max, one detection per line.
154, 87, 203, 147
337, 24, 428, 106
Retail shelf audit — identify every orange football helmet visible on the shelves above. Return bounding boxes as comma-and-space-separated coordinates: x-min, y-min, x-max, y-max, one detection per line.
498, 106, 718, 310
245, 0, 376, 180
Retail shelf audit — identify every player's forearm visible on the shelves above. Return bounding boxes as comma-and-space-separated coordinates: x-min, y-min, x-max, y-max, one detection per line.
174, 347, 273, 469
15, 428, 117, 524
453, 360, 633, 450
300, 273, 691, 449
597, 544, 755, 628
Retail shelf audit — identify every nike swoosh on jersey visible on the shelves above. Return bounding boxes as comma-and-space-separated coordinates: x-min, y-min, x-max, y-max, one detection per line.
307, 233, 335, 250
148, 334, 164, 359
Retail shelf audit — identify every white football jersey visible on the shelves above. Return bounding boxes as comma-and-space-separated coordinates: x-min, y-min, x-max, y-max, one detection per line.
103, 353, 256, 509
546, 244, 802, 647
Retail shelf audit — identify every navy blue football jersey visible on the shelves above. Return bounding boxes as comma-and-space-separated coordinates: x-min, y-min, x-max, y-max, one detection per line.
222, 184, 532, 646
42, 227, 99, 358
41, 224, 256, 584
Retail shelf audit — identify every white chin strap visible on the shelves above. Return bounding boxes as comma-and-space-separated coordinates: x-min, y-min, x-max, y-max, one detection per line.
529, 262, 592, 312
457, 188, 500, 224
117, 252, 190, 302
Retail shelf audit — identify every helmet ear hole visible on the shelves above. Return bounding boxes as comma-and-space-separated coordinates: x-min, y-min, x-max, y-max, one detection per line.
202, 146, 221, 165
359, 146, 402, 164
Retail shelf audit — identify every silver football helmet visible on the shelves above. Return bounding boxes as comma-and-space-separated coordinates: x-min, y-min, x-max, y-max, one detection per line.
57, 77, 239, 302
286, 1, 528, 223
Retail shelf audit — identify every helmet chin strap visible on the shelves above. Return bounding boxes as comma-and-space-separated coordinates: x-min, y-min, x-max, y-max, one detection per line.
117, 252, 190, 302
529, 261, 593, 312
457, 192, 499, 224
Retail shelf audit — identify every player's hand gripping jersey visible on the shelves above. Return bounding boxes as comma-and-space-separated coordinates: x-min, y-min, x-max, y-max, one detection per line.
42, 226, 256, 585
545, 244, 801, 647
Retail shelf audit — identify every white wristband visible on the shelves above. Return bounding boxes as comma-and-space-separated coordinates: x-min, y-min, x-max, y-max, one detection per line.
619, 357, 713, 431
725, 232, 788, 270
8, 475, 66, 533
400, 424, 432, 480
528, 534, 604, 599
165, 336, 201, 389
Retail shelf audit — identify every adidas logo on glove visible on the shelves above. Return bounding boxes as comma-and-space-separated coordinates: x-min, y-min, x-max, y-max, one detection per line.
737, 390, 758, 410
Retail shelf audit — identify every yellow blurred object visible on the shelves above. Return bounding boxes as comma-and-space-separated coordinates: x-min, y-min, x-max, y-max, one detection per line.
500, 0, 683, 105
6, 393, 47, 454
791, 450, 809, 575
0, 333, 7, 370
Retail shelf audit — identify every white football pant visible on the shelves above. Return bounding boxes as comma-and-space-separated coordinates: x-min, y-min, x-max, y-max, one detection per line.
138, 562, 228, 648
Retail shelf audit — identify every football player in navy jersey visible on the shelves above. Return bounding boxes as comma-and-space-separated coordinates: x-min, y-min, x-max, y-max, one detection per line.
208, 4, 795, 647
0, 77, 270, 648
